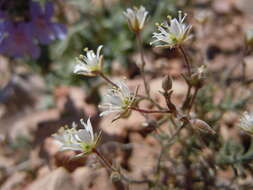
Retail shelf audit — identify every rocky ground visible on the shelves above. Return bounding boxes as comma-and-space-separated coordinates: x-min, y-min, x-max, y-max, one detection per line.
1, 0, 253, 189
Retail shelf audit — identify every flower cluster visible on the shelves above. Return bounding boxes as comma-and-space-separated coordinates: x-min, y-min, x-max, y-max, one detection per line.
53, 118, 101, 156
238, 112, 253, 134
74, 45, 138, 121
54, 7, 196, 159
0, 1, 67, 59
151, 11, 192, 48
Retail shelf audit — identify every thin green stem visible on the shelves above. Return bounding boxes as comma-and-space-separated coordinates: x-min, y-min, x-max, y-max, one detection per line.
93, 148, 150, 184
137, 94, 164, 110
179, 46, 191, 77
136, 32, 150, 97
168, 120, 188, 143
188, 87, 200, 112
93, 149, 116, 172
130, 107, 171, 114
99, 72, 118, 88
182, 84, 192, 110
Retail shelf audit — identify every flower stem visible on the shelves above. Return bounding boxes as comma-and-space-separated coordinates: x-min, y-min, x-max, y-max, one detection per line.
130, 107, 171, 114
168, 120, 188, 143
93, 148, 151, 184
179, 46, 191, 77
188, 86, 200, 112
136, 32, 150, 97
99, 72, 118, 89
182, 83, 192, 110
137, 94, 163, 109
93, 148, 116, 172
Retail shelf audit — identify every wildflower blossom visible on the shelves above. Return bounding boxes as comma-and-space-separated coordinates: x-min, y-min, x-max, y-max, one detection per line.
30, 1, 67, 44
53, 118, 101, 156
238, 112, 253, 134
0, 22, 40, 58
99, 81, 138, 121
123, 6, 148, 33
151, 11, 192, 48
74, 45, 104, 76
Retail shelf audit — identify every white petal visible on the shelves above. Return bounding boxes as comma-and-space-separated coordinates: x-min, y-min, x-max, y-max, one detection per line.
96, 45, 103, 58
99, 109, 121, 117
60, 145, 82, 152
86, 117, 94, 140
75, 129, 92, 142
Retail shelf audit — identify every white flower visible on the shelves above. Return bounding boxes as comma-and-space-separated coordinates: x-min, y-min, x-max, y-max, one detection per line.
238, 112, 253, 134
53, 118, 101, 156
123, 6, 148, 33
99, 81, 138, 121
74, 45, 104, 76
151, 11, 192, 48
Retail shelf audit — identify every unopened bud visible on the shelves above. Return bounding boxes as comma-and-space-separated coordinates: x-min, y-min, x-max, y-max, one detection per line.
110, 171, 121, 182
162, 75, 173, 92
190, 119, 215, 134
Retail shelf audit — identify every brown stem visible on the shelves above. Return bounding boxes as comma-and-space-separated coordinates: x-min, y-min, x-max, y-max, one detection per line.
130, 107, 171, 114
242, 60, 246, 81
136, 32, 150, 97
179, 46, 191, 77
93, 149, 116, 172
137, 94, 163, 110
188, 87, 200, 112
99, 72, 118, 88
168, 121, 187, 143
155, 120, 188, 178
93, 149, 151, 185
182, 84, 192, 110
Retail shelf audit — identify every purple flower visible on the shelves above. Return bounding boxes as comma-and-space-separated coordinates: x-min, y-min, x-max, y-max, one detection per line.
0, 11, 7, 42
0, 23, 4, 43
0, 21, 40, 58
30, 1, 67, 44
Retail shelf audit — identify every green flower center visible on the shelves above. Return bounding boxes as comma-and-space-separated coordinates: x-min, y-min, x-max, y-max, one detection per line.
168, 34, 178, 44
122, 97, 131, 109
80, 142, 94, 153
89, 65, 99, 71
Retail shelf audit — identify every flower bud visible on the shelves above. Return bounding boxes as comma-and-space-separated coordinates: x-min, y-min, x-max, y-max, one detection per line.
190, 119, 215, 134
162, 75, 173, 92
110, 171, 121, 182
123, 6, 148, 33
